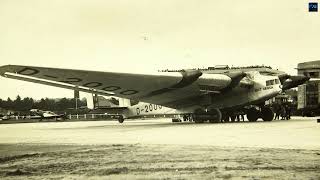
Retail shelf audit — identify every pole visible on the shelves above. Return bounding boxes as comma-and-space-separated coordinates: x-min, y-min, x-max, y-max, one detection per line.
75, 97, 78, 110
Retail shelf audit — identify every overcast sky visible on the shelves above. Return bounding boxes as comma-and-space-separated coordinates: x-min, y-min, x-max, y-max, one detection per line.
0, 0, 319, 100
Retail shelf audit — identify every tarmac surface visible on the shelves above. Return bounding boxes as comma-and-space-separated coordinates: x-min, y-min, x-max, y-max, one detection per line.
0, 117, 319, 179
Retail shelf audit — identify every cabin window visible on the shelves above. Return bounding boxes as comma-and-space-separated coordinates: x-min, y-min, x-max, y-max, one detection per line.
266, 80, 270, 86
266, 79, 278, 86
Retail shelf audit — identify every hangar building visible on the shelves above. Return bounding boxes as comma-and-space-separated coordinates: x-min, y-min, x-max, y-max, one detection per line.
297, 60, 320, 111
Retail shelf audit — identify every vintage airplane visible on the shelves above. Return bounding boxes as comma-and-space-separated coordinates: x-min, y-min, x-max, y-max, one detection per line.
29, 109, 65, 120
0, 65, 309, 123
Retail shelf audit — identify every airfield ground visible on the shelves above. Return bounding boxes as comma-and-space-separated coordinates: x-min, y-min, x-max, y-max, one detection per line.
0, 117, 319, 179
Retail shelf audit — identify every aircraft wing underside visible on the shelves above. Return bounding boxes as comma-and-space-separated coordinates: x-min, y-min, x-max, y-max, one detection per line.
0, 65, 240, 108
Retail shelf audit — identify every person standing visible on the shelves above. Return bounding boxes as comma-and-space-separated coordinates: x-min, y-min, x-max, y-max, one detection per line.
280, 105, 286, 120
285, 105, 291, 120
274, 104, 281, 120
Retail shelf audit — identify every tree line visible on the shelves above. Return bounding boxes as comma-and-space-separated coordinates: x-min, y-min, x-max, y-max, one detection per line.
0, 95, 87, 112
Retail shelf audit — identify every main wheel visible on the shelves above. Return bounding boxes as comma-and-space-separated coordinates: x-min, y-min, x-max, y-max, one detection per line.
247, 108, 260, 122
118, 116, 124, 123
193, 109, 205, 123
261, 107, 274, 121
208, 108, 222, 123
193, 109, 210, 123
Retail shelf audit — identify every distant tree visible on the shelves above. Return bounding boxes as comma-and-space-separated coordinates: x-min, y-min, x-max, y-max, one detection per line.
70, 97, 87, 108
22, 97, 34, 111
14, 95, 23, 111
37, 98, 47, 110
57, 98, 71, 110
5, 97, 13, 110
0, 96, 88, 112
44, 98, 54, 110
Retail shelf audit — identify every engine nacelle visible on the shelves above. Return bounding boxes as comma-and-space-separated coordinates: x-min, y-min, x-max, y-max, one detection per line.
282, 76, 310, 90
197, 74, 232, 92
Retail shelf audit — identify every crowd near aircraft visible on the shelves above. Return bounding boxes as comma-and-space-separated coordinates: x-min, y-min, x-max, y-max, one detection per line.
0, 65, 309, 123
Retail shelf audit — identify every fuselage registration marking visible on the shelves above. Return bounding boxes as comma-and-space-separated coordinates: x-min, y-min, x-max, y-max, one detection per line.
136, 104, 163, 115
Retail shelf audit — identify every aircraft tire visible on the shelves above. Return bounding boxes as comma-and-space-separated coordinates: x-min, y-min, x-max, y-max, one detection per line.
208, 108, 222, 123
261, 107, 274, 121
193, 109, 206, 123
247, 108, 259, 122
118, 116, 124, 123
194, 119, 204, 123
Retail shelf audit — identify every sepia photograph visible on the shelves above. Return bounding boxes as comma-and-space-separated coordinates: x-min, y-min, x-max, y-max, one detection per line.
0, 0, 319, 179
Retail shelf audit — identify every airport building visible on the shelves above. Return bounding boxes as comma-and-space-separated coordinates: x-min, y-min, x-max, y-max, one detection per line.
297, 60, 320, 111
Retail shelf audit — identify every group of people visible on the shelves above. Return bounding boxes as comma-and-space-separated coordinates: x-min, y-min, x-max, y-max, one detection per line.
180, 104, 292, 122
274, 104, 291, 120
222, 111, 246, 122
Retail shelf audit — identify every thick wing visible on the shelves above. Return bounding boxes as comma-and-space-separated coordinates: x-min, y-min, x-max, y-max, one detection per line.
0, 65, 235, 108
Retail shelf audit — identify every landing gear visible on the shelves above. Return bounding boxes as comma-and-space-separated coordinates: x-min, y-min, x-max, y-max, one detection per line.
193, 109, 205, 123
247, 107, 260, 122
208, 109, 222, 123
193, 108, 222, 123
246, 106, 274, 122
261, 107, 274, 121
118, 116, 124, 123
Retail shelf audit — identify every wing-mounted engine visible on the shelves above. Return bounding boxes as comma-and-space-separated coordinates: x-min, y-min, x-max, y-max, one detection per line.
221, 71, 247, 92
197, 73, 232, 93
278, 73, 291, 84
171, 70, 203, 89
277, 73, 309, 90
197, 71, 249, 93
281, 75, 310, 90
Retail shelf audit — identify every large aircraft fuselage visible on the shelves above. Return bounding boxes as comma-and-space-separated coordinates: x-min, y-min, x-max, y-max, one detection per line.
122, 72, 282, 118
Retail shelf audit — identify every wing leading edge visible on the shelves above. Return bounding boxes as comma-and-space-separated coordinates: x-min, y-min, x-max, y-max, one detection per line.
0, 65, 237, 108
